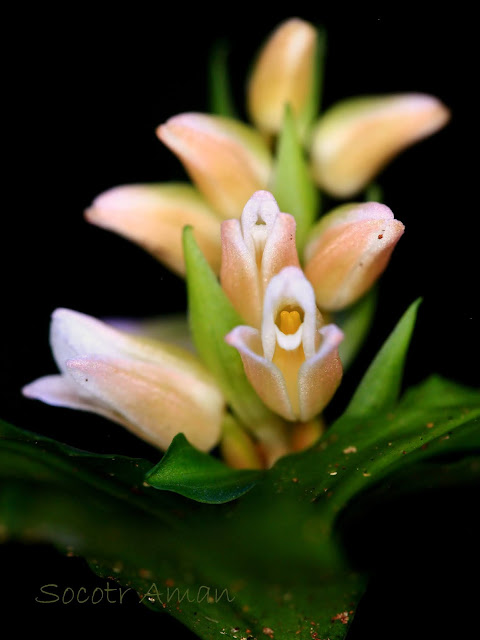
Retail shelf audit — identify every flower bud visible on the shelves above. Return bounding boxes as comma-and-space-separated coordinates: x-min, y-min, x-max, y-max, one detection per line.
22, 309, 224, 452
226, 267, 343, 422
85, 183, 222, 276
247, 18, 317, 137
157, 113, 272, 219
220, 190, 299, 328
310, 93, 450, 198
304, 202, 404, 311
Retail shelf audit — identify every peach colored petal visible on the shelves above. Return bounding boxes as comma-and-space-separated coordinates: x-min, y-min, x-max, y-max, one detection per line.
304, 202, 404, 310
65, 355, 223, 452
225, 325, 296, 421
157, 113, 272, 219
85, 183, 221, 276
22, 374, 125, 425
298, 324, 343, 420
220, 191, 299, 328
311, 93, 450, 197
220, 218, 262, 328
248, 18, 317, 136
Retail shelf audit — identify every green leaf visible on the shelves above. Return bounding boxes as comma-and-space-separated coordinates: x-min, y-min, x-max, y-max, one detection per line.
183, 226, 278, 431
334, 287, 377, 369
1, 370, 479, 639
207, 40, 238, 118
344, 298, 421, 417
145, 433, 261, 504
271, 105, 319, 253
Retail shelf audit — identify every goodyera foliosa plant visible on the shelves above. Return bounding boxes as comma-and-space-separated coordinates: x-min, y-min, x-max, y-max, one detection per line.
4, 17, 478, 640
23, 19, 448, 468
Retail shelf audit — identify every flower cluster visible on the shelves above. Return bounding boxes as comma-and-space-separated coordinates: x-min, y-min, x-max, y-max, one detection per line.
23, 18, 449, 469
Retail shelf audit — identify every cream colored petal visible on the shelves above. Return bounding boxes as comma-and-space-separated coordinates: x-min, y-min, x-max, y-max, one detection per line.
65, 355, 224, 452
157, 113, 272, 219
311, 93, 450, 198
240, 189, 280, 258
304, 203, 404, 310
225, 325, 296, 421
248, 18, 317, 136
49, 308, 214, 384
220, 218, 262, 328
261, 212, 300, 289
85, 183, 221, 276
220, 191, 298, 329
297, 324, 343, 421
22, 374, 123, 424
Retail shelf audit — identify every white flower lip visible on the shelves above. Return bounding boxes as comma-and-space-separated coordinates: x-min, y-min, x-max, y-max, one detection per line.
261, 266, 318, 361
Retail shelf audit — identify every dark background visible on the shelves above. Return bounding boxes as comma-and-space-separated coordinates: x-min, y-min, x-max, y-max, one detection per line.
2, 6, 478, 638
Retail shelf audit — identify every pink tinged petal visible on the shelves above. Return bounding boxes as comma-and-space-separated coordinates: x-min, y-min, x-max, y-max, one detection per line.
157, 113, 272, 219
220, 191, 299, 328
220, 218, 262, 328
297, 324, 344, 421
225, 326, 296, 422
247, 18, 317, 136
49, 308, 211, 382
21, 375, 123, 425
304, 202, 405, 310
64, 355, 224, 452
85, 183, 221, 276
261, 212, 300, 289
311, 93, 451, 198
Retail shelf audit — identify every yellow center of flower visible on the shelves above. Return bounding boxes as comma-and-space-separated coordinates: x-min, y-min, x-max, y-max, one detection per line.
278, 310, 302, 335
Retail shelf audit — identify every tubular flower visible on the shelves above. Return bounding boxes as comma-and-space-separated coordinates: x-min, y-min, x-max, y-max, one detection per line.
85, 183, 222, 276
220, 190, 299, 328
226, 267, 343, 422
22, 309, 224, 452
304, 202, 405, 311
247, 18, 317, 138
310, 94, 451, 198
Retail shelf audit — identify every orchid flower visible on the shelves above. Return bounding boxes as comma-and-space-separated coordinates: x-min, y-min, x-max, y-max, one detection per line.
22, 309, 224, 452
23, 192, 352, 470
226, 266, 344, 422
85, 17, 446, 283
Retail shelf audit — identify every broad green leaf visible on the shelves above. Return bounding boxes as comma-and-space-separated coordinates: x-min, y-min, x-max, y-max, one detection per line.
1, 373, 478, 639
183, 227, 279, 432
334, 287, 377, 369
344, 298, 421, 417
208, 40, 238, 118
271, 105, 319, 253
145, 433, 261, 504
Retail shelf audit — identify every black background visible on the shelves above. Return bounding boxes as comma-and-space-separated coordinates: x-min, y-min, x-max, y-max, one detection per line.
2, 6, 479, 638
